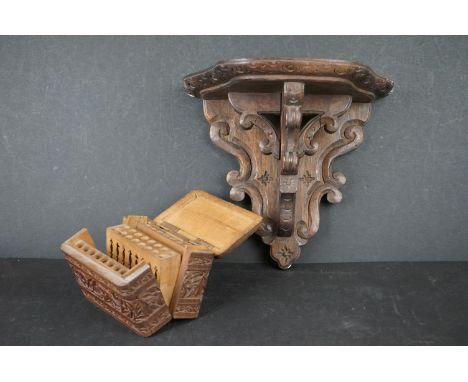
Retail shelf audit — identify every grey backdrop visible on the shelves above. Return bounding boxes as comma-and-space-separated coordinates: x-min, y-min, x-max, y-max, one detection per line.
1, 36, 467, 264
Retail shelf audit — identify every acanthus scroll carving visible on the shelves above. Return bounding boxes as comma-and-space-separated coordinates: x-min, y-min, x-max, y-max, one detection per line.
204, 97, 371, 268
208, 116, 275, 240
297, 116, 321, 157
240, 112, 279, 158
297, 111, 368, 243
209, 120, 251, 186
190, 58, 392, 269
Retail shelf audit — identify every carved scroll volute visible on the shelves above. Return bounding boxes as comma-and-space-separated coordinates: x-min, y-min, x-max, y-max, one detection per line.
228, 92, 281, 159
280, 82, 304, 176
203, 99, 276, 241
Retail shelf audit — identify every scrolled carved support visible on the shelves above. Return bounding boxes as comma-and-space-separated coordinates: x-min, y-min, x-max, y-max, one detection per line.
239, 112, 279, 159
188, 58, 393, 269
321, 117, 367, 188
205, 98, 372, 268
297, 116, 321, 157
208, 117, 274, 239
321, 115, 339, 134
297, 183, 343, 241
280, 82, 304, 175
297, 108, 369, 243
209, 120, 252, 185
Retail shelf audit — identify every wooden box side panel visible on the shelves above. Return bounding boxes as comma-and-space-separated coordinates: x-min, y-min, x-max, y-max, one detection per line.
62, 230, 172, 337
170, 250, 214, 319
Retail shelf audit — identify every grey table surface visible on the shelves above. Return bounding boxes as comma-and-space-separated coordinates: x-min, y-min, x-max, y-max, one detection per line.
1, 259, 467, 345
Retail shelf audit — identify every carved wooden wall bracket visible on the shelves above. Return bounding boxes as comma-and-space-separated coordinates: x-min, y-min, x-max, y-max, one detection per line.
184, 58, 393, 269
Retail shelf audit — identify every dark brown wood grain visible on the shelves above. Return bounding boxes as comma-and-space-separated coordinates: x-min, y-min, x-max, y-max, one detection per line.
184, 58, 393, 101
185, 58, 393, 269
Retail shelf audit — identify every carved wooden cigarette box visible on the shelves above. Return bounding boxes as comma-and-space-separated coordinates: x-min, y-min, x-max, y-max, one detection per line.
61, 190, 262, 336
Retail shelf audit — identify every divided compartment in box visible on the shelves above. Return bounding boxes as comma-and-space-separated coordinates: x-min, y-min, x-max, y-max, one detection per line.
106, 221, 182, 305
61, 228, 172, 337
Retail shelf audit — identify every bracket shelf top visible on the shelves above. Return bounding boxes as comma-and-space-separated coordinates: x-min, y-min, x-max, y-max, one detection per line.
184, 58, 394, 102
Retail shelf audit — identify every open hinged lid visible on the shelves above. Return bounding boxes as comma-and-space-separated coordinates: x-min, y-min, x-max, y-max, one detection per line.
154, 190, 263, 256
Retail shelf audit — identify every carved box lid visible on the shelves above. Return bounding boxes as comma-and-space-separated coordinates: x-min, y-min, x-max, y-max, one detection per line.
154, 189, 263, 256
